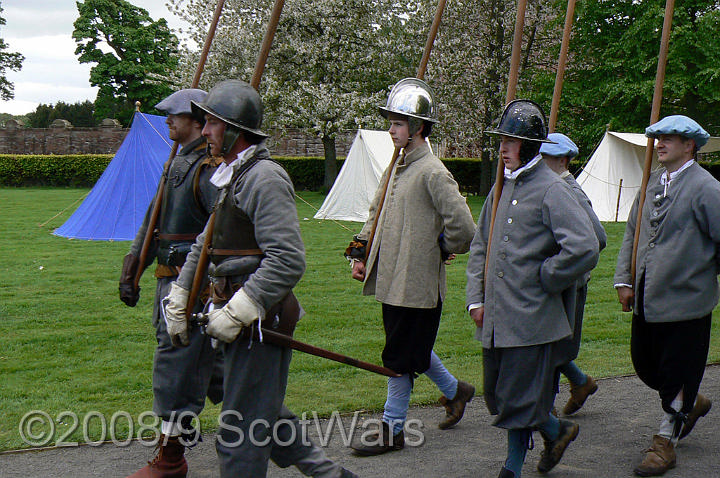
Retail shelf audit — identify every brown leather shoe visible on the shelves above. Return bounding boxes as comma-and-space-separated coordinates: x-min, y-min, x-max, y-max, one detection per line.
537, 419, 580, 473
633, 435, 676, 476
563, 375, 598, 415
438, 380, 475, 429
350, 421, 404, 456
679, 393, 712, 439
127, 435, 188, 478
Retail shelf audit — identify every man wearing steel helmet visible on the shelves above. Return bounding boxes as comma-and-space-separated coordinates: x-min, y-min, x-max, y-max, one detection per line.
347, 78, 476, 456
466, 101, 599, 478
119, 88, 223, 478
541, 133, 606, 417
614, 115, 719, 477
163, 80, 356, 478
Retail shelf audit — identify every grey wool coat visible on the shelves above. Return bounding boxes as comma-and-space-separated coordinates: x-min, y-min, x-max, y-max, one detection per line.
614, 162, 720, 322
563, 172, 607, 284
466, 158, 600, 348
178, 146, 305, 313
358, 142, 476, 309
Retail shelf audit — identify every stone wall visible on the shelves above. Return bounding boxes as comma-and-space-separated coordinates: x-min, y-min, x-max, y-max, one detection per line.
0, 119, 356, 157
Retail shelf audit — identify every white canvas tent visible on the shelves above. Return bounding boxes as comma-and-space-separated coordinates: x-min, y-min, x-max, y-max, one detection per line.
313, 130, 396, 222
577, 131, 720, 222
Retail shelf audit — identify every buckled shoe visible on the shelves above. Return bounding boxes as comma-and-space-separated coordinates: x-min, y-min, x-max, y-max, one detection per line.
126, 435, 188, 478
350, 421, 404, 456
438, 380, 475, 429
563, 376, 598, 415
633, 435, 676, 477
678, 393, 711, 440
537, 419, 579, 473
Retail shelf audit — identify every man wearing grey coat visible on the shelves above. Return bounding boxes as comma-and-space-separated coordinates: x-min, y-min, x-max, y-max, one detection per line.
466, 100, 599, 478
615, 115, 719, 477
118, 88, 223, 478
541, 132, 607, 416
347, 79, 476, 456
164, 80, 356, 478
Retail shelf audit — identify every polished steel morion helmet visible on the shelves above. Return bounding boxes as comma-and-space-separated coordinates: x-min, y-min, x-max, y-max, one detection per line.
379, 78, 439, 125
191, 79, 268, 154
487, 99, 553, 143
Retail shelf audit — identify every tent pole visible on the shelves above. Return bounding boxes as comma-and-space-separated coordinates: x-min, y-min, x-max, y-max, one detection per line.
615, 178, 623, 222
548, 0, 576, 133
485, 0, 528, 279
133, 0, 227, 290
364, 0, 448, 260
630, 0, 675, 282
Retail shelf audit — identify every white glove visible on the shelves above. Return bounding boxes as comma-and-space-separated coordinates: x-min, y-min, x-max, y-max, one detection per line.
205, 288, 261, 343
164, 282, 190, 347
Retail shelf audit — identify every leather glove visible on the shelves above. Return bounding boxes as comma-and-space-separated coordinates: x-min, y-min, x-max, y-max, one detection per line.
119, 253, 140, 307
164, 282, 190, 347
206, 288, 261, 343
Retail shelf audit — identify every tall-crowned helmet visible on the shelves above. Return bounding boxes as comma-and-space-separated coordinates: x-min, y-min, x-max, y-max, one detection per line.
379, 78, 438, 137
191, 80, 268, 154
487, 99, 553, 143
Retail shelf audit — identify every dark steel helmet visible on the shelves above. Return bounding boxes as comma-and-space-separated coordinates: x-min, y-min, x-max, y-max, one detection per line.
191, 80, 268, 154
379, 78, 438, 124
487, 99, 553, 143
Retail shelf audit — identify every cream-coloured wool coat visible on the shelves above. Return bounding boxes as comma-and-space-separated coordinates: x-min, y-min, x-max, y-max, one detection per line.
357, 142, 476, 308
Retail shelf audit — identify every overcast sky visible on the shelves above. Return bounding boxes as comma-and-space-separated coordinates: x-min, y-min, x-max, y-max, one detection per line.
0, 0, 190, 115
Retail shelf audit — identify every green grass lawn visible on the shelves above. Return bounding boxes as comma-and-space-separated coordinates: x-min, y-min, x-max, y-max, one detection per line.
1, 187, 719, 451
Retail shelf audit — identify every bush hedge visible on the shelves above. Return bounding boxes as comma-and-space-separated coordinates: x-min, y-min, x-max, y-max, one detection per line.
0, 154, 114, 187
5, 154, 720, 193
0, 154, 483, 191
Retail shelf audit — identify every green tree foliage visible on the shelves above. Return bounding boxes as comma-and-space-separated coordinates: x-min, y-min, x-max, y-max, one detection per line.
525, 0, 720, 158
73, 0, 179, 125
0, 3, 24, 101
25, 100, 97, 128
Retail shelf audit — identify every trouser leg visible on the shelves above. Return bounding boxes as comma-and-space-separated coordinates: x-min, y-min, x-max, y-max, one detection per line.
424, 350, 459, 398
152, 277, 218, 423
383, 374, 413, 435
216, 339, 291, 478
270, 405, 348, 478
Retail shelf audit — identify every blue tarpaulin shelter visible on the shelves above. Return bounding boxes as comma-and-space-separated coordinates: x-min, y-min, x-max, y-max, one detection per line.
54, 112, 171, 241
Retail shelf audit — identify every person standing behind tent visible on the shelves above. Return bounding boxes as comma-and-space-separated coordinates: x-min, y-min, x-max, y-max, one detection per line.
118, 88, 224, 478
541, 132, 606, 416
346, 78, 477, 456
466, 100, 599, 478
164, 79, 357, 478
614, 115, 718, 477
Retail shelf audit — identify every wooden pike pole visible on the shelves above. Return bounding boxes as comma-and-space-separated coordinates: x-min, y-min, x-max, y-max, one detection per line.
186, 0, 286, 320
548, 0, 576, 133
364, 0, 448, 260
631, 0, 675, 282
484, 0, 528, 278
133, 0, 227, 290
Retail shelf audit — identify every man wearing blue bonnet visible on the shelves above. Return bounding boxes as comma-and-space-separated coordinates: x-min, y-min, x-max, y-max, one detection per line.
541, 133, 606, 417
614, 115, 718, 476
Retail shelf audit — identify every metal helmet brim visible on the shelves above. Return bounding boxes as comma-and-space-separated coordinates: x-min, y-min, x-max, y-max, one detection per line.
379, 78, 439, 124
191, 100, 269, 138
486, 99, 554, 143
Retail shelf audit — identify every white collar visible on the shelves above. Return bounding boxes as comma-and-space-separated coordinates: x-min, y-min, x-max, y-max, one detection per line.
504, 154, 542, 179
210, 145, 257, 188
660, 159, 694, 185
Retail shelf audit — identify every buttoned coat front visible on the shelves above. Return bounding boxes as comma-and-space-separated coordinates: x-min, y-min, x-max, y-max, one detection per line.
614, 162, 720, 322
466, 159, 600, 348
358, 142, 476, 309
